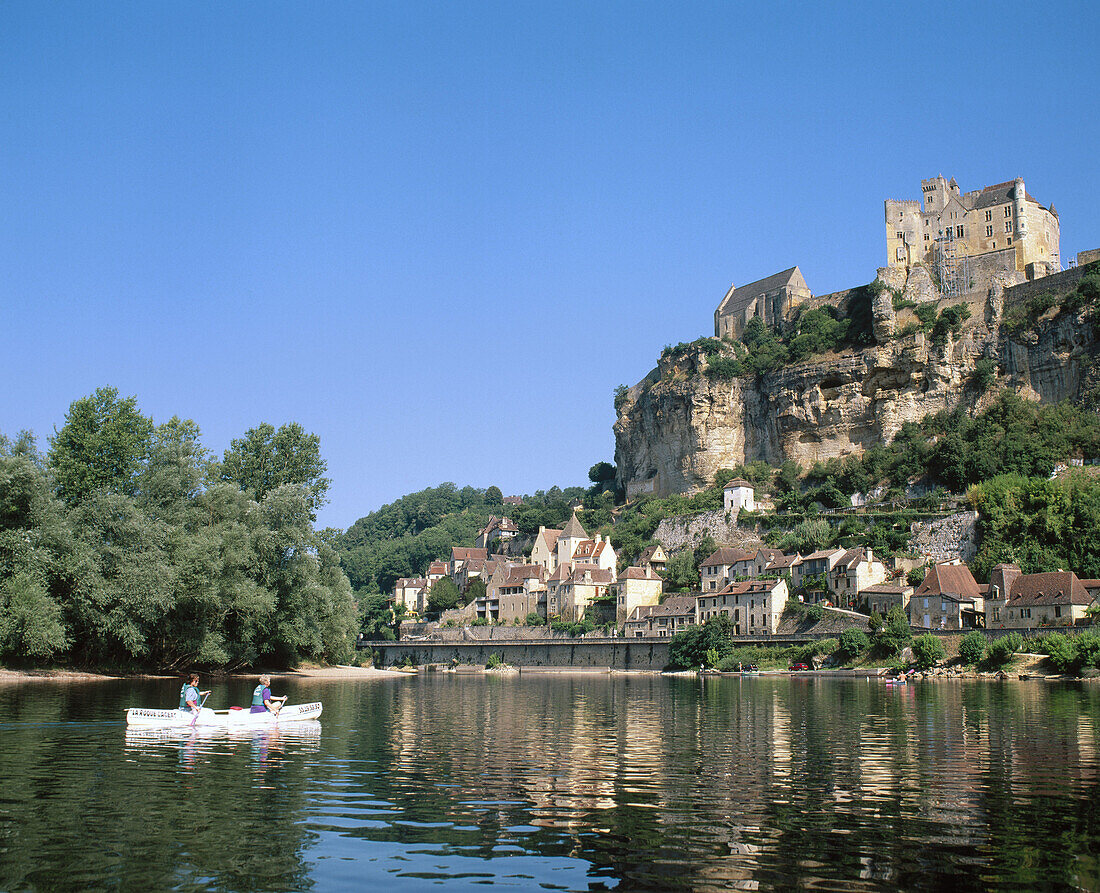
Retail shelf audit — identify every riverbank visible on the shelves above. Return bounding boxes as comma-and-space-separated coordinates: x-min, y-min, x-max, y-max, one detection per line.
0, 665, 408, 683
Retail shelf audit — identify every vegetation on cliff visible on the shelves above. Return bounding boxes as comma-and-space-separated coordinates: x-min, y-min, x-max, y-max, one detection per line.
0, 388, 357, 670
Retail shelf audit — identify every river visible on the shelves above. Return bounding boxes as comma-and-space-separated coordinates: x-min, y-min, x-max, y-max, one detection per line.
0, 673, 1097, 891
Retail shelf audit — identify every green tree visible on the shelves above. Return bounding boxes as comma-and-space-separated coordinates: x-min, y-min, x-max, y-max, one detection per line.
0, 572, 69, 661
874, 606, 912, 656
911, 634, 946, 669
464, 576, 486, 607
427, 577, 461, 615
837, 628, 869, 661
485, 486, 503, 504
220, 422, 330, 517
958, 631, 986, 665
49, 387, 153, 504
668, 615, 734, 669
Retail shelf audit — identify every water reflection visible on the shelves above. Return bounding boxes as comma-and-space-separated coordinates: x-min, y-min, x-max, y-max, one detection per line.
0, 676, 1098, 891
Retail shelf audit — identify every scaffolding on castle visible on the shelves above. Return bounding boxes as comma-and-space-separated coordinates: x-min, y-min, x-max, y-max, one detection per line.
934, 235, 971, 297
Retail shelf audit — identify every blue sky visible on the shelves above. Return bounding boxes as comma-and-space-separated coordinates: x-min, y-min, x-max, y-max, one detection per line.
2, 2, 1098, 531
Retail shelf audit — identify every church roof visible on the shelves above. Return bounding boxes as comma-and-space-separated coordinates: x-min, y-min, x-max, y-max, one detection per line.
716, 267, 807, 317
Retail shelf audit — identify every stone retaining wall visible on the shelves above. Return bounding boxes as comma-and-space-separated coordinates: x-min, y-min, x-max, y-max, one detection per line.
908, 511, 978, 562
654, 509, 764, 552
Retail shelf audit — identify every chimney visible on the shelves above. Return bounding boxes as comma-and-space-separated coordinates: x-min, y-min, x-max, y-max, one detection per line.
866, 548, 874, 564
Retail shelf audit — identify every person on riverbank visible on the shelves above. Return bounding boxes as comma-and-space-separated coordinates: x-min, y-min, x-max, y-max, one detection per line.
250, 675, 285, 715
179, 674, 210, 717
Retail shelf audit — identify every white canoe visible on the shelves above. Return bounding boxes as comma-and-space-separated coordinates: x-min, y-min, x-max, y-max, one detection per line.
125, 701, 323, 728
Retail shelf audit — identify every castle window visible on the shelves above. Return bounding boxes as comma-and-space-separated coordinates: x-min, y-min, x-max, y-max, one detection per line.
1005, 221, 1012, 233
1005, 206, 1012, 217
986, 225, 994, 237
896, 232, 904, 241
924, 234, 930, 241
986, 210, 992, 222
956, 225, 963, 238
1007, 237, 1012, 244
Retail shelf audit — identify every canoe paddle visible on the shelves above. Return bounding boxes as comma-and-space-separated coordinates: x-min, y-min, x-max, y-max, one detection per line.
191, 690, 212, 726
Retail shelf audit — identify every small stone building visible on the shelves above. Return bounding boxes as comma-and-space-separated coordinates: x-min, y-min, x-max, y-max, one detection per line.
714, 267, 811, 341
723, 479, 756, 514
696, 578, 788, 635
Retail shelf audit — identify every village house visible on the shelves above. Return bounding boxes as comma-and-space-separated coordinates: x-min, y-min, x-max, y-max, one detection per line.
795, 548, 846, 591
623, 595, 697, 638
612, 566, 664, 624
548, 566, 614, 622
449, 546, 488, 577
828, 548, 887, 608
475, 516, 519, 552
861, 583, 913, 617
991, 571, 1095, 629
530, 526, 563, 572
638, 544, 668, 575
478, 563, 547, 623
427, 561, 449, 587
983, 563, 1023, 626
696, 578, 788, 635
763, 551, 801, 580
392, 577, 428, 615
752, 547, 787, 577
911, 562, 984, 630
723, 479, 756, 514
699, 547, 756, 591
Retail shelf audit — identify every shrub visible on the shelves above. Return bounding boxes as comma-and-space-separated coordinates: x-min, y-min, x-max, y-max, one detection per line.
524, 612, 545, 627
874, 606, 912, 656
986, 633, 1023, 667
911, 634, 946, 669
958, 631, 986, 665
1039, 632, 1077, 673
486, 653, 504, 669
837, 629, 870, 661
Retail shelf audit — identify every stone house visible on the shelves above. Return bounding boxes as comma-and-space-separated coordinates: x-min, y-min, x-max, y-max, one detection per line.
714, 267, 812, 340
723, 479, 756, 514
696, 578, 789, 635
475, 516, 519, 551
548, 566, 613, 622
699, 548, 756, 591
612, 566, 664, 624
795, 548, 846, 591
828, 548, 887, 608
479, 563, 548, 623
450, 546, 488, 577
911, 562, 984, 630
992, 571, 1095, 629
427, 561, 449, 587
393, 577, 428, 615
623, 595, 697, 638
763, 552, 801, 580
885, 176, 1060, 282
454, 557, 501, 593
861, 583, 913, 617
530, 526, 563, 572
983, 563, 1023, 626
638, 544, 668, 575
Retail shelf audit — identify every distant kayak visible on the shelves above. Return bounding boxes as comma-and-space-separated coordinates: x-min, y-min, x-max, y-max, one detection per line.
125, 702, 323, 728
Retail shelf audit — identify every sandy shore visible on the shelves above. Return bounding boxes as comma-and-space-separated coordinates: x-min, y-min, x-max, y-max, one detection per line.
0, 665, 410, 682
0, 668, 123, 683
274, 665, 411, 679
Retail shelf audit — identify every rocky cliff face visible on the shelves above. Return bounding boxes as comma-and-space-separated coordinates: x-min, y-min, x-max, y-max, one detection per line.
615, 272, 1100, 499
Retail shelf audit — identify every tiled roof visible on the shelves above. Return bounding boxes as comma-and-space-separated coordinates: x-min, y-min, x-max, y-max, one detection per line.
861, 583, 911, 595
536, 528, 563, 551
915, 563, 980, 600
833, 548, 867, 571
724, 478, 754, 490
451, 547, 488, 562
566, 567, 613, 585
639, 544, 666, 563
766, 553, 800, 569
629, 595, 695, 620
701, 547, 756, 567
714, 579, 784, 597
802, 548, 843, 562
621, 566, 661, 581
1009, 572, 1091, 606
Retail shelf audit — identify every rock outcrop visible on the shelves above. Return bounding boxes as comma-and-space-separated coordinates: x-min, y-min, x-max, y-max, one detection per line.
616, 269, 1099, 499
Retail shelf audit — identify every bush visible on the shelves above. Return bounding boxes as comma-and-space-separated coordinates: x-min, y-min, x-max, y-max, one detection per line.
1039, 632, 1077, 672
986, 633, 1023, 667
524, 612, 546, 627
486, 652, 504, 669
874, 606, 912, 656
911, 634, 946, 669
958, 631, 986, 665
837, 629, 869, 661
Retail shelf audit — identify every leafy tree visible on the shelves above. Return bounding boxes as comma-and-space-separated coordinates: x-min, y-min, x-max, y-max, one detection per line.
464, 576, 486, 607
668, 615, 734, 669
911, 634, 946, 669
427, 577, 461, 615
663, 550, 699, 592
359, 592, 398, 641
0, 572, 68, 660
958, 631, 986, 665
485, 486, 503, 504
49, 387, 153, 504
837, 628, 869, 661
220, 422, 330, 517
874, 606, 912, 656
524, 612, 545, 627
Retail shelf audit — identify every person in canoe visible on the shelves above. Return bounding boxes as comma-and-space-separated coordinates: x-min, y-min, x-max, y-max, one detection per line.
179, 674, 211, 717
250, 675, 286, 715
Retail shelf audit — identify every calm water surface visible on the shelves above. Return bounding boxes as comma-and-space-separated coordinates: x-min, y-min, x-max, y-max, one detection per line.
0, 673, 1098, 892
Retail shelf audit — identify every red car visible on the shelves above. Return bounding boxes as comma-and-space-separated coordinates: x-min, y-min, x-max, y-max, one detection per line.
789, 662, 811, 671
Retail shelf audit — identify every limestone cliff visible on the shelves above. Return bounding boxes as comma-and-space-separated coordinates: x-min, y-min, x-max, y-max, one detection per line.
615, 266, 1100, 499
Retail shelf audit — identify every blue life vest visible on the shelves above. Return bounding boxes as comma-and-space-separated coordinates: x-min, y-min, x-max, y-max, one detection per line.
179, 684, 199, 710
251, 684, 268, 707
